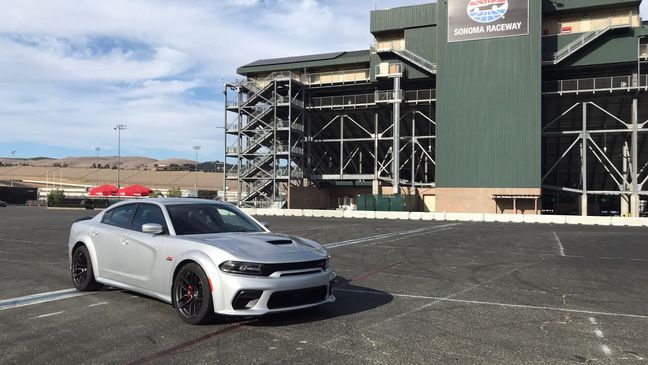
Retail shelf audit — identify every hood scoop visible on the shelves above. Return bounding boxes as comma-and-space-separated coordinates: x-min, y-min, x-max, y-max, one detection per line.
266, 239, 293, 245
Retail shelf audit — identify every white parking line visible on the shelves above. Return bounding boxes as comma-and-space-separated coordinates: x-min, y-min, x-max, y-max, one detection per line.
88, 301, 109, 307
334, 288, 648, 320
0, 289, 91, 311
601, 345, 612, 355
594, 329, 604, 338
325, 223, 462, 249
29, 311, 64, 320
553, 231, 565, 256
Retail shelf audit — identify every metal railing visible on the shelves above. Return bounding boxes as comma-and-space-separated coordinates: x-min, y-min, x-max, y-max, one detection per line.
309, 93, 375, 109
375, 63, 403, 78
375, 90, 402, 103
404, 89, 436, 102
307, 89, 436, 109
547, 16, 633, 64
543, 75, 648, 94
393, 48, 437, 74
371, 39, 405, 53
301, 69, 370, 86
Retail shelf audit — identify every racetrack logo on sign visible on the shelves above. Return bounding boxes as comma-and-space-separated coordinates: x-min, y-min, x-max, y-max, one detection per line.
448, 0, 528, 42
467, 0, 508, 23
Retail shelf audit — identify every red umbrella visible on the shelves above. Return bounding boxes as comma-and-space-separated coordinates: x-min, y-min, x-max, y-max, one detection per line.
118, 184, 152, 197
88, 184, 118, 196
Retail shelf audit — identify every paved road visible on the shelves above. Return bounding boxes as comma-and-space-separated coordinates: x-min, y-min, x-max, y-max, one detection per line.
1, 206, 647, 364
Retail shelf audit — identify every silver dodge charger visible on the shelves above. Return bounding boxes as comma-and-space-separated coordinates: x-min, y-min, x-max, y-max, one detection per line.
68, 198, 335, 324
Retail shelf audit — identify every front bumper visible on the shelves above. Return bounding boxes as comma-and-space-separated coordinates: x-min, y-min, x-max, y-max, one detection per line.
213, 268, 336, 315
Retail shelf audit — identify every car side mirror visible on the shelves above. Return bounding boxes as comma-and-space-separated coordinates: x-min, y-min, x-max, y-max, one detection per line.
142, 223, 164, 235
260, 222, 271, 229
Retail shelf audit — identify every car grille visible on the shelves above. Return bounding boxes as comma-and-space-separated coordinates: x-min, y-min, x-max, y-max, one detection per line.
261, 259, 326, 276
267, 286, 328, 309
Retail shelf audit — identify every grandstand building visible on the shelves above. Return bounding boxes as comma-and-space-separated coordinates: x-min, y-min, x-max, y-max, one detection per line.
224, 0, 648, 216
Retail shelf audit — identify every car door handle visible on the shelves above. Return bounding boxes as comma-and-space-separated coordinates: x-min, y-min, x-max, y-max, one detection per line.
121, 240, 129, 245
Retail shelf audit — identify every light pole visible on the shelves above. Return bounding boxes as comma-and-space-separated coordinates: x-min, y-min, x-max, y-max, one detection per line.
10, 150, 16, 187
193, 145, 201, 192
114, 124, 127, 190
94, 146, 100, 186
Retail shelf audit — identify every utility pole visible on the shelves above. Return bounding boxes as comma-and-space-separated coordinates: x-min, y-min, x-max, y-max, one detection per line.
10, 150, 16, 187
95, 146, 100, 186
193, 145, 201, 193
114, 124, 127, 190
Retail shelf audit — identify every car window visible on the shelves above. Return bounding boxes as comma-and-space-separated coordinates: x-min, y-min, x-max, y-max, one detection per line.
166, 204, 263, 235
101, 209, 114, 224
105, 204, 137, 229
131, 204, 167, 233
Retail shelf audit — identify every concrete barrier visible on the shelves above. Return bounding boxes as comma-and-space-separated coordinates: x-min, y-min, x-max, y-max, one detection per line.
319, 210, 344, 218
343, 210, 376, 219
255, 208, 285, 216
523, 215, 567, 224
283, 209, 304, 217
240, 207, 647, 227
565, 216, 611, 226
445, 213, 484, 222
610, 217, 648, 227
374, 211, 410, 220
484, 214, 524, 223
240, 208, 256, 216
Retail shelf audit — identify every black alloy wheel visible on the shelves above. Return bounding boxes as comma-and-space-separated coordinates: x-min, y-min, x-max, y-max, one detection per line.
173, 263, 215, 325
71, 245, 102, 291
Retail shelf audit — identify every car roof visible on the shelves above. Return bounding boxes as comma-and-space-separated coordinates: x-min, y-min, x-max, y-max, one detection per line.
107, 198, 229, 209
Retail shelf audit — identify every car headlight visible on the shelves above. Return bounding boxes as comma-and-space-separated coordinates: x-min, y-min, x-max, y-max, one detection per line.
324, 253, 331, 270
219, 261, 264, 276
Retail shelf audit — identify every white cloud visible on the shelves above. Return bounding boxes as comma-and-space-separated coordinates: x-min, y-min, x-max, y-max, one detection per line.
0, 0, 430, 159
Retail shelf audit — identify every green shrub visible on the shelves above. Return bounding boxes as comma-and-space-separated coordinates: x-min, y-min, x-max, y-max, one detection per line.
47, 190, 65, 206
166, 187, 182, 197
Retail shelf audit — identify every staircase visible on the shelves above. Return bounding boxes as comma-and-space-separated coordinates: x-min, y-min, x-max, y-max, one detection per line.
543, 18, 633, 65
391, 48, 437, 74
372, 41, 437, 75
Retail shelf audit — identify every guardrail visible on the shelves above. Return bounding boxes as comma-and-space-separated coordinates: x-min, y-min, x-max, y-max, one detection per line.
371, 39, 405, 53
309, 93, 375, 109
543, 75, 648, 94
375, 63, 403, 78
301, 69, 370, 86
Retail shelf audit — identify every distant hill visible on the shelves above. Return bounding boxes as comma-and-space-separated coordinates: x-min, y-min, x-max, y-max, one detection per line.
0, 156, 232, 171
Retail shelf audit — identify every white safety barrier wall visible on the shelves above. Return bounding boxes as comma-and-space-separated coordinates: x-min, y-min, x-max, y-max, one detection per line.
243, 209, 648, 227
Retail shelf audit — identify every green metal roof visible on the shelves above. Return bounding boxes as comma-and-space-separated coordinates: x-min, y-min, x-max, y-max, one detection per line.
370, 3, 437, 34
237, 50, 370, 76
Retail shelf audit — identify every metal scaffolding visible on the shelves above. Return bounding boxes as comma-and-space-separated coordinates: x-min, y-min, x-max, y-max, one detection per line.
224, 72, 305, 208
542, 91, 647, 217
224, 69, 436, 207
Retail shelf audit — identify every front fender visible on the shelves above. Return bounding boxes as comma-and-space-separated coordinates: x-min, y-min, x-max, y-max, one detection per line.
69, 232, 101, 280
169, 250, 223, 308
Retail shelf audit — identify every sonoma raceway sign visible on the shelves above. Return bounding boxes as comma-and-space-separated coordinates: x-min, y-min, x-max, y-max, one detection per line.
448, 0, 529, 42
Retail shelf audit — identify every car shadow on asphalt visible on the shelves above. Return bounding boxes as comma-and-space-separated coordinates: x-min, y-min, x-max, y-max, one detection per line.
245, 277, 392, 327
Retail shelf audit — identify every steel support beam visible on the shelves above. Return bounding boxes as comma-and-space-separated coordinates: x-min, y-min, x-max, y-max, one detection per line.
393, 76, 401, 194
581, 102, 588, 216
631, 98, 639, 217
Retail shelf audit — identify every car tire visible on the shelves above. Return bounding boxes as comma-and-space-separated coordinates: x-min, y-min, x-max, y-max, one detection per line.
71, 245, 103, 291
172, 263, 215, 325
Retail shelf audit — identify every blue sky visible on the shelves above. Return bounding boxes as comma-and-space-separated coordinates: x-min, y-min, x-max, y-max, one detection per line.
0, 0, 646, 162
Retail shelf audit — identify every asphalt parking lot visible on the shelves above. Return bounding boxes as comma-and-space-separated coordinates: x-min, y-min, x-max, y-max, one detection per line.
1, 206, 647, 364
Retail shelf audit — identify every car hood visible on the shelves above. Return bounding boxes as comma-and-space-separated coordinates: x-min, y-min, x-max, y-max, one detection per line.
178, 232, 326, 259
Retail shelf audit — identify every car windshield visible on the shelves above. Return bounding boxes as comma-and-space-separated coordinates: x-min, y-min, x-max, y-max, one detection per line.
166, 204, 263, 235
